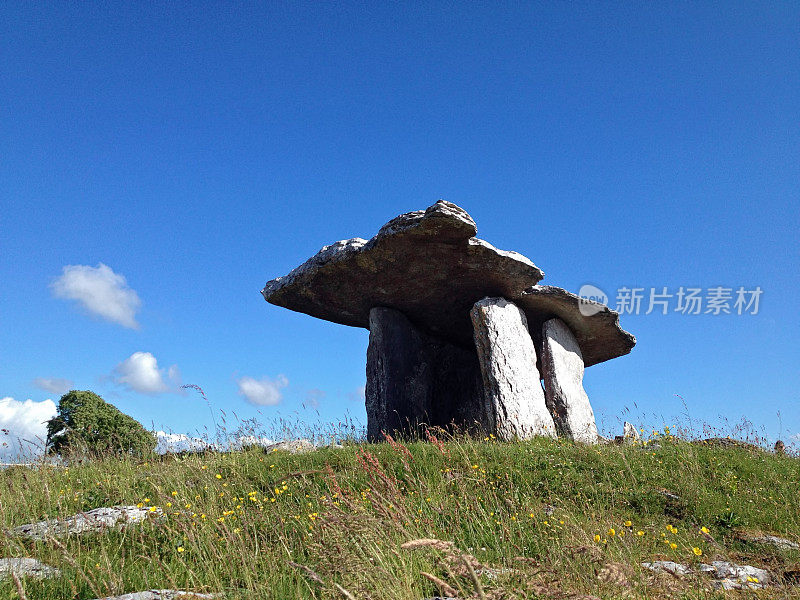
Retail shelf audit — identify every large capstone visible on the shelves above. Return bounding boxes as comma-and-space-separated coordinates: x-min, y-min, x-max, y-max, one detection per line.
264, 201, 543, 347
470, 297, 556, 440
366, 307, 485, 441
262, 201, 634, 367
540, 317, 598, 443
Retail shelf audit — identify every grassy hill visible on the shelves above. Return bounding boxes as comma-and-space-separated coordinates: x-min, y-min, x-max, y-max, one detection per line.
2, 432, 799, 599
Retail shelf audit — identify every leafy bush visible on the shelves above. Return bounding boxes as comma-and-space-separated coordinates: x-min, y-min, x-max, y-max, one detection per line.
46, 390, 156, 458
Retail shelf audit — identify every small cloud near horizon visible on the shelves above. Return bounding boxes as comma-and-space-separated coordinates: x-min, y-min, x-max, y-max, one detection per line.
0, 397, 57, 462
348, 385, 366, 402
51, 263, 142, 329
114, 352, 181, 395
304, 388, 325, 409
237, 375, 288, 406
32, 377, 74, 396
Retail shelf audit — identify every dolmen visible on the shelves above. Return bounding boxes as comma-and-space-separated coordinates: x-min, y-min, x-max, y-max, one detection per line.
262, 201, 635, 443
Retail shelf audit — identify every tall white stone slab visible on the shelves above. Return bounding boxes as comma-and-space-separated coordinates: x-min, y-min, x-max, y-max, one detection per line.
540, 317, 598, 444
470, 297, 557, 440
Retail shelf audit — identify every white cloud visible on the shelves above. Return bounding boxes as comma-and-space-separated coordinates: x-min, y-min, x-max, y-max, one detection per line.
0, 397, 57, 462
114, 352, 179, 395
32, 377, 74, 395
51, 263, 142, 329
348, 385, 366, 402
237, 375, 288, 406
304, 389, 325, 409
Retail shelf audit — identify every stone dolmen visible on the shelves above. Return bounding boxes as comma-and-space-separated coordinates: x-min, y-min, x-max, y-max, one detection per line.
262, 201, 635, 443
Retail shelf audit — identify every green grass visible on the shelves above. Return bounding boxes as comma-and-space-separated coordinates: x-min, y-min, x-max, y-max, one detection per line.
2, 432, 799, 599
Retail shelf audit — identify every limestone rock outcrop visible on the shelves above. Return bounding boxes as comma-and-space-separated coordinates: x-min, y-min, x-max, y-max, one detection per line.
0, 557, 61, 579
7, 505, 163, 541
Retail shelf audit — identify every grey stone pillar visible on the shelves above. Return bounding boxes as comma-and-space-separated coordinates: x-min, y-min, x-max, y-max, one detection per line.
365, 307, 484, 441
470, 297, 557, 441
540, 317, 598, 444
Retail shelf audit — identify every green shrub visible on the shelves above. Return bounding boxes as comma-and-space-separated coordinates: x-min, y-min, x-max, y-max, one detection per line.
45, 390, 156, 458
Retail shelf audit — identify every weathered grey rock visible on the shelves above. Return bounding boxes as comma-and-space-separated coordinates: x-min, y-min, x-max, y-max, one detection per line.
470, 298, 556, 441
90, 592, 218, 600
262, 201, 635, 367
7, 505, 163, 541
262, 201, 636, 440
623, 422, 640, 442
0, 557, 60, 579
366, 307, 485, 441
643, 561, 772, 590
262, 439, 316, 454
540, 318, 597, 443
700, 561, 771, 590
263, 201, 544, 347
740, 533, 799, 551
641, 561, 694, 577
520, 285, 635, 369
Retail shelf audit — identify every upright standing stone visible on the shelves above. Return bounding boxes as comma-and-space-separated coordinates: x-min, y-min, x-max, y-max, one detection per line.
540, 317, 598, 443
470, 297, 556, 441
366, 307, 485, 441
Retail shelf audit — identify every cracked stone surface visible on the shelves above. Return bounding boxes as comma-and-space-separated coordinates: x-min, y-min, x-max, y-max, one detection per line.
540, 317, 598, 443
262, 200, 634, 367
471, 297, 556, 440
7, 505, 163, 541
0, 557, 61, 579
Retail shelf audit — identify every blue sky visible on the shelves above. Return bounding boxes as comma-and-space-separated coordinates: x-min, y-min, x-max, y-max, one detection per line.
1, 2, 798, 457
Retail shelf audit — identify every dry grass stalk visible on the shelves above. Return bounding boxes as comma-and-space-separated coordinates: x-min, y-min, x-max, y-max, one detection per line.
333, 582, 357, 599
11, 572, 27, 600
421, 571, 458, 597
287, 560, 324, 584
462, 555, 487, 600
401, 538, 455, 552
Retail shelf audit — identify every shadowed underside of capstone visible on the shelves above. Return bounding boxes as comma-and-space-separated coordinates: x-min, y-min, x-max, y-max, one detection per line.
262, 200, 636, 442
